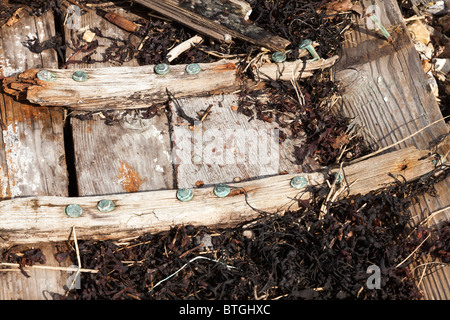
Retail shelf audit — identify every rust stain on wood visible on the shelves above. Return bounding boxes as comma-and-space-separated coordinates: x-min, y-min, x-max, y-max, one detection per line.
117, 161, 145, 193
212, 62, 237, 72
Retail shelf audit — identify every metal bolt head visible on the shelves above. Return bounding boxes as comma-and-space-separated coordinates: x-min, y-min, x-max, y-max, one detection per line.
177, 188, 194, 201
333, 172, 344, 184
299, 39, 320, 61
97, 199, 115, 213
72, 70, 88, 82
298, 39, 313, 49
185, 63, 201, 75
272, 51, 286, 63
213, 184, 231, 197
37, 70, 57, 82
290, 176, 307, 189
65, 204, 82, 218
154, 63, 170, 75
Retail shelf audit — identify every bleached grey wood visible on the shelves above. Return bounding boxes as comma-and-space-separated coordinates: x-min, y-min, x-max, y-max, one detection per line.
0, 11, 69, 300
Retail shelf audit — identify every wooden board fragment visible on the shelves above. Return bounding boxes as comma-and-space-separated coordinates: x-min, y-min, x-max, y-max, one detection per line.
333, 0, 450, 300
170, 94, 305, 188
0, 11, 70, 300
0, 146, 439, 246
63, 6, 174, 196
3, 61, 238, 110
134, 0, 290, 51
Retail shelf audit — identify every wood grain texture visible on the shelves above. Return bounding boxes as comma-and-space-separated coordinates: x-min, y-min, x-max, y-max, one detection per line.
0, 11, 69, 300
171, 93, 305, 189
254, 55, 339, 81
4, 61, 238, 110
333, 0, 450, 300
64, 7, 174, 196
134, 0, 290, 51
0, 147, 438, 246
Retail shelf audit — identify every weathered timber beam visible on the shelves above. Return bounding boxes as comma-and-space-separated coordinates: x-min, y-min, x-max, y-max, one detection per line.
133, 0, 290, 51
3, 60, 238, 110
2, 58, 338, 110
0, 147, 438, 247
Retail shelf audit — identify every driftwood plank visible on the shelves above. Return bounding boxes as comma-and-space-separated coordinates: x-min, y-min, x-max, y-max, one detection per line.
0, 11, 70, 300
0, 147, 439, 246
2, 56, 339, 110
170, 94, 306, 189
63, 6, 174, 196
134, 0, 290, 51
4, 61, 238, 110
333, 0, 450, 300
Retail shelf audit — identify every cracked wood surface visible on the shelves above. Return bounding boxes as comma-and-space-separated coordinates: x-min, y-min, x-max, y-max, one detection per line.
333, 0, 450, 300
63, 7, 174, 196
0, 11, 69, 300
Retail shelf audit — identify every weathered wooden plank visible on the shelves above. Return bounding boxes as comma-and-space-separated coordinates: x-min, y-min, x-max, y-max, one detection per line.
134, 0, 290, 51
170, 93, 305, 189
0, 11, 69, 300
63, 6, 174, 195
333, 0, 450, 300
3, 61, 238, 110
2, 55, 341, 110
0, 146, 439, 246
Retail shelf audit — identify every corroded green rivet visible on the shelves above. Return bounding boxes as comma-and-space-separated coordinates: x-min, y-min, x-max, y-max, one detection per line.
290, 176, 307, 189
333, 172, 344, 184
213, 184, 230, 197
299, 39, 320, 61
185, 63, 201, 75
177, 188, 193, 201
369, 14, 392, 42
65, 204, 82, 218
97, 199, 115, 213
37, 70, 57, 82
72, 70, 88, 82
272, 51, 286, 63
154, 63, 170, 75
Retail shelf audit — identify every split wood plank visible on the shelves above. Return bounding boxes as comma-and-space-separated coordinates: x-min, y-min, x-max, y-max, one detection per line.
2, 57, 339, 110
0, 11, 70, 300
134, 0, 290, 51
170, 93, 309, 189
0, 146, 439, 246
5, 61, 238, 110
63, 5, 174, 196
333, 0, 449, 300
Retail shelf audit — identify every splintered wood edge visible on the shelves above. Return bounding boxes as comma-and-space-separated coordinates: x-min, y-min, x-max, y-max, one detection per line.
0, 147, 438, 246
21, 60, 238, 110
4, 57, 339, 110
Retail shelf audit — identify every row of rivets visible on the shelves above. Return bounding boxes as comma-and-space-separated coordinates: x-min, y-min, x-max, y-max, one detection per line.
155, 63, 202, 75
65, 199, 115, 218
37, 63, 202, 82
176, 183, 231, 202
37, 70, 89, 82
